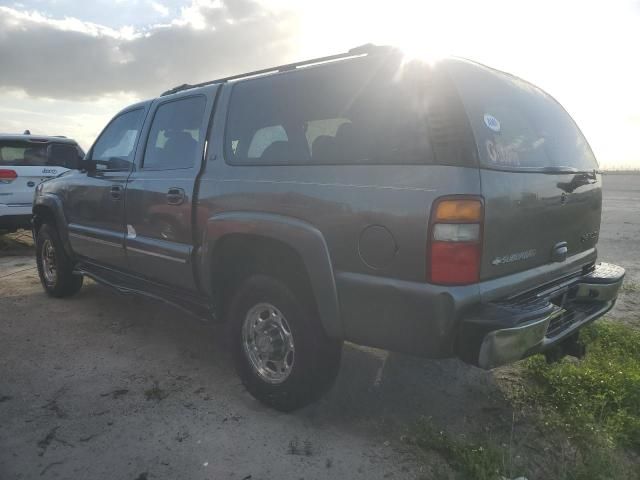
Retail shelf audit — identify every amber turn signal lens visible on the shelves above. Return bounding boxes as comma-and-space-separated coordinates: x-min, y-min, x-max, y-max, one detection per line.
434, 199, 482, 222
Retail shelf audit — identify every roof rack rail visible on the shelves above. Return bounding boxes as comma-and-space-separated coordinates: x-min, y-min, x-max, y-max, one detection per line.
160, 44, 395, 97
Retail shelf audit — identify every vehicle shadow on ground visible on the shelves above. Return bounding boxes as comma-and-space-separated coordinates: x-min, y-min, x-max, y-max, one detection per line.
74, 281, 516, 438
5, 274, 518, 449
310, 346, 516, 434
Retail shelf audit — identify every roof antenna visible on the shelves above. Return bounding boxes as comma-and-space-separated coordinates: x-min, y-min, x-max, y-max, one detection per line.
23, 129, 31, 135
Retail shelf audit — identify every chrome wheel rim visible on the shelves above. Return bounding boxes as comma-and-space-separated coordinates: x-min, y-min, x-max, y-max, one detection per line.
242, 303, 295, 384
41, 239, 57, 284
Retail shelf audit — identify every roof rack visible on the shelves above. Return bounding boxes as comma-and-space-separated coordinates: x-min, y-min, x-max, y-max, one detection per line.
160, 44, 395, 96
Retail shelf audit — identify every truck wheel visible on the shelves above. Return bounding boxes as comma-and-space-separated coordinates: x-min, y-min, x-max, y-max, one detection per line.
36, 223, 83, 298
228, 274, 342, 412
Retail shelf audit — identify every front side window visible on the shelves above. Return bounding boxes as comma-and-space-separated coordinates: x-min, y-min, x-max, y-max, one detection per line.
92, 108, 145, 171
143, 96, 207, 170
224, 56, 439, 166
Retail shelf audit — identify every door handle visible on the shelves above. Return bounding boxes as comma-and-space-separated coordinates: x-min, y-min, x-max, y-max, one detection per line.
166, 187, 185, 205
110, 185, 123, 199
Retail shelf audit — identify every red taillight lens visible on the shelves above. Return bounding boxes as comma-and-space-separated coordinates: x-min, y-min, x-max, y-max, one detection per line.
0, 169, 17, 182
428, 197, 483, 285
431, 242, 480, 284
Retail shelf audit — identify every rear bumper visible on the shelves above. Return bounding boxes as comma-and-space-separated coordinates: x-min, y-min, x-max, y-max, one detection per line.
335, 259, 623, 364
0, 203, 32, 230
471, 262, 625, 369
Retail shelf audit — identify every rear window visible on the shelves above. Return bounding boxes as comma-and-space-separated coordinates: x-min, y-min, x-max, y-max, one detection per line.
0, 140, 83, 168
224, 57, 474, 167
449, 61, 598, 171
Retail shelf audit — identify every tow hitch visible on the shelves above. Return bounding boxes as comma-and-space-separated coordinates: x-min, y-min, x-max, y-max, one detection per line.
544, 333, 586, 364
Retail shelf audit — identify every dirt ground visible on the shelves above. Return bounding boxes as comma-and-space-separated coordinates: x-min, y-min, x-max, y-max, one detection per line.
1, 174, 638, 480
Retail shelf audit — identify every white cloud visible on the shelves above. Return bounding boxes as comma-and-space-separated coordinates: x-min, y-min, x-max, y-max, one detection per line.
149, 1, 170, 17
0, 1, 299, 99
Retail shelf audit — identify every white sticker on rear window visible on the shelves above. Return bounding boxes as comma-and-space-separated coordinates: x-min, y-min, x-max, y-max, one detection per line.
485, 139, 520, 166
483, 114, 501, 133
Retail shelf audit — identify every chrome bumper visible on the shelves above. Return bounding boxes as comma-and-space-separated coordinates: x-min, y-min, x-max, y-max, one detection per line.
477, 262, 625, 369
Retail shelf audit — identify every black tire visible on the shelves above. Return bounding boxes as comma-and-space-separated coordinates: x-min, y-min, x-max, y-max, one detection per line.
36, 223, 83, 298
228, 274, 342, 412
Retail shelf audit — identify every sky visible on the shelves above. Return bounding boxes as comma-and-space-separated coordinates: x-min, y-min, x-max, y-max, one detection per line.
0, 0, 638, 169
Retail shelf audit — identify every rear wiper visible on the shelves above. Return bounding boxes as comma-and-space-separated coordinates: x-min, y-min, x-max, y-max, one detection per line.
541, 166, 579, 174
557, 170, 598, 193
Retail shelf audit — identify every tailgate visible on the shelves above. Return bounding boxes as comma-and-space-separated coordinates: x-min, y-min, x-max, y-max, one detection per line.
480, 169, 601, 279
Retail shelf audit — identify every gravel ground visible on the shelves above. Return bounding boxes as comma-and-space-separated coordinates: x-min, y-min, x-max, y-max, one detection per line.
0, 174, 638, 479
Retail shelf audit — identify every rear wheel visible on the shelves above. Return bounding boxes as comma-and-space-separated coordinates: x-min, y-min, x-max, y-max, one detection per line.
228, 274, 342, 411
36, 223, 83, 297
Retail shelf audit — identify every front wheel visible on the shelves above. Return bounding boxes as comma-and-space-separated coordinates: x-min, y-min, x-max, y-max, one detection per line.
228, 275, 342, 412
36, 223, 83, 298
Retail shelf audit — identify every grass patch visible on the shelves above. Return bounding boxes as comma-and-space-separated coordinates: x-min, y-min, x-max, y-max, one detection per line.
620, 280, 640, 293
522, 321, 640, 449
409, 321, 640, 479
409, 418, 512, 480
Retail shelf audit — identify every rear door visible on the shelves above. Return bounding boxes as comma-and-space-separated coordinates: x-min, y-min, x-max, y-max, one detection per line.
124, 87, 217, 290
448, 60, 601, 282
0, 139, 82, 212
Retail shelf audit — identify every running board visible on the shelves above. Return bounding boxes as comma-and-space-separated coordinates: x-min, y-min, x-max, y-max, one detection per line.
74, 260, 217, 322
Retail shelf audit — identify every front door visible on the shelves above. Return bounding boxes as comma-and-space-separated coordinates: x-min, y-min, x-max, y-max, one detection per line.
124, 89, 216, 290
66, 107, 147, 270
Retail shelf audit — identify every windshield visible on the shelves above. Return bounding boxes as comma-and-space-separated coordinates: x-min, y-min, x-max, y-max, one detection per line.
448, 60, 598, 172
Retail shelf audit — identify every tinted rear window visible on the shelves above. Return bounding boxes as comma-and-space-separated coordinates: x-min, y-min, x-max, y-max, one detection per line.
224, 56, 474, 167
449, 61, 598, 171
0, 140, 82, 167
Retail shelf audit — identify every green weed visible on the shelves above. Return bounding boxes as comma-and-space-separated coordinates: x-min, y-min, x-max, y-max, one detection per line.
409, 418, 508, 480
523, 321, 640, 449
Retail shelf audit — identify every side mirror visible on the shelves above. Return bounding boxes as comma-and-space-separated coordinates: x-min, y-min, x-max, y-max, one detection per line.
79, 157, 97, 172
105, 157, 132, 171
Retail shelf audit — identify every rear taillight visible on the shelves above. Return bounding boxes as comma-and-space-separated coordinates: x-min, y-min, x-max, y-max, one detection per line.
0, 169, 17, 183
428, 197, 483, 285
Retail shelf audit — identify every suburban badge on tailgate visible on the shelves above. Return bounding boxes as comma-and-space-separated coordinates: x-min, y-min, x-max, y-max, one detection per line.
491, 249, 537, 266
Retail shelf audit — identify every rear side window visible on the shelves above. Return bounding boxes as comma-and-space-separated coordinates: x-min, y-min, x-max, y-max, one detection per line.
225, 57, 446, 166
143, 96, 207, 170
449, 61, 598, 171
0, 141, 82, 168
